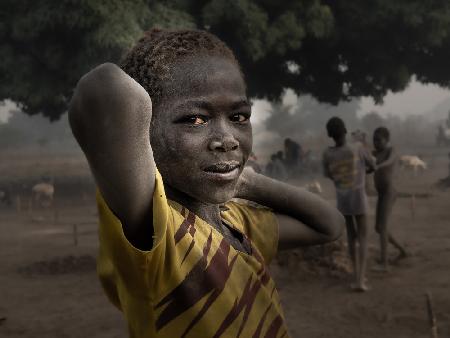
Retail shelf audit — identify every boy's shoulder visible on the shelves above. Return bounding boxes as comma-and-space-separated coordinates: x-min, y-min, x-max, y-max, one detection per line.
323, 144, 354, 157
373, 146, 394, 157
322, 146, 336, 158
223, 199, 278, 264
223, 199, 274, 233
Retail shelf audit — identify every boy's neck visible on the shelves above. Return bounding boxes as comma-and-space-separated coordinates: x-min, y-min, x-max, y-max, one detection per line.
165, 185, 222, 227
334, 136, 346, 147
374, 145, 390, 153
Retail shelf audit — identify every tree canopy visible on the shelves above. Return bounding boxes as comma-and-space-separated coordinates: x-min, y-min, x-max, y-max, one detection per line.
2, 0, 450, 120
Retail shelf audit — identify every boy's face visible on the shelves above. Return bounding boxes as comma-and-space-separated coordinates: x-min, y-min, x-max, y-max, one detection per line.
373, 133, 388, 151
328, 131, 346, 144
150, 56, 252, 204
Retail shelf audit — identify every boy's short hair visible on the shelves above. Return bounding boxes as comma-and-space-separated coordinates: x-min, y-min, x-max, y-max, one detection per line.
120, 28, 240, 107
374, 126, 390, 140
326, 117, 347, 138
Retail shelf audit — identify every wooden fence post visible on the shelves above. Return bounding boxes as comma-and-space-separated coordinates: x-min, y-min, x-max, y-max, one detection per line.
426, 291, 438, 338
73, 224, 78, 246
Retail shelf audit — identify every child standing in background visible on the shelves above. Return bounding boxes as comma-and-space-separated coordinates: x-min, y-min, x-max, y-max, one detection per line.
372, 127, 407, 271
323, 117, 376, 291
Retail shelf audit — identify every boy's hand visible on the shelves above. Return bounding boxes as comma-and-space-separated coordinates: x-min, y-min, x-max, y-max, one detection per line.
366, 164, 377, 174
234, 166, 344, 248
234, 166, 256, 199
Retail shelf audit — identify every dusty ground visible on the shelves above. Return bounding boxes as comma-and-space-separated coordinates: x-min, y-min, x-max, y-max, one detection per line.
0, 148, 449, 338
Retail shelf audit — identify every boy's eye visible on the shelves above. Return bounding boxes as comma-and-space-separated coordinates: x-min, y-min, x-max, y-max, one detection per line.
181, 115, 208, 125
191, 116, 207, 125
231, 113, 250, 123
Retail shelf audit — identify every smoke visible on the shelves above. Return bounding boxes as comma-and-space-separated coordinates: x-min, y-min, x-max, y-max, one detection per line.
252, 94, 445, 162
0, 110, 79, 153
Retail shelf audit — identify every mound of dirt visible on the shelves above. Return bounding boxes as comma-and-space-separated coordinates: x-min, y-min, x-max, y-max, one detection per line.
17, 254, 96, 277
276, 240, 352, 279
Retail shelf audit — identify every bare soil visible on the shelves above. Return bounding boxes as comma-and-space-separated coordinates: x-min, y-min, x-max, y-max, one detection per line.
0, 148, 449, 338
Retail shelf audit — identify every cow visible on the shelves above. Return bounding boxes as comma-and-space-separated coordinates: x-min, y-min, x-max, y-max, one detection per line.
399, 155, 427, 176
31, 182, 55, 207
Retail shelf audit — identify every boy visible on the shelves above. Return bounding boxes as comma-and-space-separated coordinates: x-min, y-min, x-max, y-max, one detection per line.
322, 117, 375, 291
266, 152, 288, 181
372, 127, 407, 271
69, 29, 343, 337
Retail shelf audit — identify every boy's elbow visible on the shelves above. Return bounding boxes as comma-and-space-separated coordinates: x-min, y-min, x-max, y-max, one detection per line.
68, 80, 92, 143
323, 211, 345, 242
68, 88, 83, 139
68, 64, 116, 135
71, 63, 120, 107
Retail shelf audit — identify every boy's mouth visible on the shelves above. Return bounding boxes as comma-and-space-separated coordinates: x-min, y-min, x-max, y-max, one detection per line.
204, 161, 240, 173
203, 161, 241, 181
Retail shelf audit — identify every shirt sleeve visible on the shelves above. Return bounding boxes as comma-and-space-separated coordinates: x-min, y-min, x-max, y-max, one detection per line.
96, 168, 172, 296
223, 201, 279, 265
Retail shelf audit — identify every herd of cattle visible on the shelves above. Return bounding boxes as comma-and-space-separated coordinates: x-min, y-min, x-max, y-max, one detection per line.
0, 182, 54, 208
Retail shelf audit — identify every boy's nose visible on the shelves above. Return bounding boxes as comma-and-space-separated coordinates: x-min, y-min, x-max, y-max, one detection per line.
208, 136, 239, 152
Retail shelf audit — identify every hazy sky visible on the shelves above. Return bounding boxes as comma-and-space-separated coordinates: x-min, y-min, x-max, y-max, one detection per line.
359, 80, 450, 117
251, 79, 450, 125
0, 100, 15, 123
1, 80, 450, 124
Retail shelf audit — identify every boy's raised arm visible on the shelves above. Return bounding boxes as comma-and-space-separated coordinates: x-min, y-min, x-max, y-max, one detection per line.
69, 63, 156, 250
376, 147, 398, 169
360, 145, 376, 172
236, 168, 344, 250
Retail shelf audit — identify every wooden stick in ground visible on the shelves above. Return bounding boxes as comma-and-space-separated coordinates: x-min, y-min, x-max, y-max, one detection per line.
16, 196, 21, 213
28, 196, 32, 214
410, 193, 416, 220
53, 201, 58, 226
53, 209, 59, 225
426, 291, 438, 338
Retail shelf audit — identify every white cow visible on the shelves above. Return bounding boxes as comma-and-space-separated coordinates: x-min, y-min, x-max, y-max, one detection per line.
399, 155, 427, 175
32, 183, 54, 207
305, 180, 322, 194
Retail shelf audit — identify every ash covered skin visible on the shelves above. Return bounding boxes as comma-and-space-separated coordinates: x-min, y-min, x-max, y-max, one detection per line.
372, 128, 407, 269
373, 131, 395, 194
150, 55, 252, 232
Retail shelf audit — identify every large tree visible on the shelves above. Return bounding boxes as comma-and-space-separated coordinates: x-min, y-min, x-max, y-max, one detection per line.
2, 0, 450, 120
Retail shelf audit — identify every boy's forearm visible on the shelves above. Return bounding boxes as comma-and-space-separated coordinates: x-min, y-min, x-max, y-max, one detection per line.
236, 169, 342, 238
377, 151, 397, 169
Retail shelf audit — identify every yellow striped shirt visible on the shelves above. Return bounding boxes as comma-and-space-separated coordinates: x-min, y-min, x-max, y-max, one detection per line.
96, 169, 289, 338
